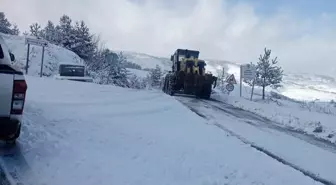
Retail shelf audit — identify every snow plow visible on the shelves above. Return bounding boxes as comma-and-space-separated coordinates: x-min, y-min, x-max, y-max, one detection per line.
162, 49, 217, 99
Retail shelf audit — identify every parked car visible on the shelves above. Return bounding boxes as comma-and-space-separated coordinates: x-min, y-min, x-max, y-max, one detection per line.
0, 35, 27, 144
54, 63, 93, 83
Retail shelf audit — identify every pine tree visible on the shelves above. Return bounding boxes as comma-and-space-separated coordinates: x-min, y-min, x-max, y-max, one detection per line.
58, 15, 75, 49
149, 65, 163, 87
0, 12, 18, 35
255, 48, 283, 100
113, 52, 129, 87
42, 20, 57, 43
29, 22, 42, 37
11, 24, 19, 35
72, 20, 96, 61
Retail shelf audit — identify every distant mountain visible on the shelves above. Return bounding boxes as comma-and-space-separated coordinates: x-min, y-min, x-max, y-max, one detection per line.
118, 51, 171, 71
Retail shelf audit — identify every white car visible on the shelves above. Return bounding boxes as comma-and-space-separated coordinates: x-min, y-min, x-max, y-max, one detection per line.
0, 35, 27, 144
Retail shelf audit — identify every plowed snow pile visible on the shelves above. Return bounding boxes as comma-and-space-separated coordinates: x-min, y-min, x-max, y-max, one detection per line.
0, 77, 321, 185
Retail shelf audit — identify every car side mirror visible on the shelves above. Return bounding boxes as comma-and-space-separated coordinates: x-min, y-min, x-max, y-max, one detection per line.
170, 55, 174, 61
9, 52, 15, 61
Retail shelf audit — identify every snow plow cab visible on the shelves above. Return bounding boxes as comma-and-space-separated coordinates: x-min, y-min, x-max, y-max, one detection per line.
162, 49, 217, 99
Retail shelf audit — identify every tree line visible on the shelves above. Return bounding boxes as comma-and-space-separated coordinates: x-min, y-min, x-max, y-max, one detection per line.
0, 12, 164, 89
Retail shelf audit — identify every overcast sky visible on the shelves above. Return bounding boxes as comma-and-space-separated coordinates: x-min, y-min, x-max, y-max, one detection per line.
2, 0, 336, 75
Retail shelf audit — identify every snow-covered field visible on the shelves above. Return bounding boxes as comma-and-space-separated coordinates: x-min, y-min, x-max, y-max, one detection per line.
0, 76, 322, 185
212, 83, 336, 144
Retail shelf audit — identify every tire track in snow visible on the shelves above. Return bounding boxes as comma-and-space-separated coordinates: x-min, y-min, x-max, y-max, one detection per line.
205, 99, 336, 154
0, 165, 10, 185
0, 110, 44, 185
211, 123, 334, 185
0, 142, 36, 185
178, 97, 335, 185
179, 95, 336, 153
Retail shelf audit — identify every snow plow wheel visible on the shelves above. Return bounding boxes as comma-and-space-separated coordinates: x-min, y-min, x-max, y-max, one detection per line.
200, 84, 212, 100
162, 76, 168, 93
167, 76, 175, 96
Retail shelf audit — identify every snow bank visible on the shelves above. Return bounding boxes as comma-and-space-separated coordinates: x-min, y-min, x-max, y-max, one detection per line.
0, 77, 321, 185
1, 33, 83, 77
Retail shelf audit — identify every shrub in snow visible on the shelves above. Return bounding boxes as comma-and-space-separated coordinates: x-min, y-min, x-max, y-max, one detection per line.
86, 49, 130, 87
299, 101, 334, 115
313, 125, 323, 133
128, 74, 147, 89
329, 100, 336, 107
215, 67, 232, 95
141, 65, 164, 90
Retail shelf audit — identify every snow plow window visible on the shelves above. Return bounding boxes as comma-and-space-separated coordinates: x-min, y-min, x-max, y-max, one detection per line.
178, 55, 185, 61
176, 49, 199, 59
0, 44, 4, 59
59, 65, 85, 77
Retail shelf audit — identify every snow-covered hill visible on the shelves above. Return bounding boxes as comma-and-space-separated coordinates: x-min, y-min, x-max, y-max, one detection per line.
121, 51, 171, 71
1, 33, 83, 77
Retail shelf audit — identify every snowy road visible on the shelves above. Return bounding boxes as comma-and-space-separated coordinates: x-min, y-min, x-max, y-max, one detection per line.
0, 77, 326, 185
177, 96, 336, 185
